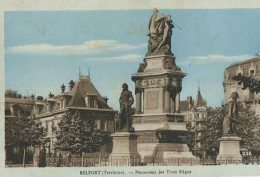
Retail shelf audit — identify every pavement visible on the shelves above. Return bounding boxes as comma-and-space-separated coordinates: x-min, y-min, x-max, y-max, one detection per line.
5, 164, 34, 168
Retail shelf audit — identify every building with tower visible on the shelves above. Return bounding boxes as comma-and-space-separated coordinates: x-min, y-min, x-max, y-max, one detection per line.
180, 86, 208, 158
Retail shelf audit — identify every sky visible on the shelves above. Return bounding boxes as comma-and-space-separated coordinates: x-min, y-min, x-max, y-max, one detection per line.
4, 9, 260, 110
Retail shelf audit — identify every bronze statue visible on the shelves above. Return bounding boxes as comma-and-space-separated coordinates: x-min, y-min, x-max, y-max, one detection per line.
223, 92, 239, 135
147, 8, 174, 56
118, 83, 134, 131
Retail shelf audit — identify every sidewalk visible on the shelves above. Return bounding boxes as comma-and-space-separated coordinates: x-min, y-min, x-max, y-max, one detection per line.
5, 164, 34, 168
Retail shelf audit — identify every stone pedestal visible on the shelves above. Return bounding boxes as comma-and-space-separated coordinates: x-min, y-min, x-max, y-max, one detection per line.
109, 132, 141, 166
217, 135, 242, 164
133, 113, 197, 165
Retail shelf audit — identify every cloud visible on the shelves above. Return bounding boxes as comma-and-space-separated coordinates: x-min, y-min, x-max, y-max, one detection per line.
181, 54, 254, 66
7, 40, 146, 56
86, 54, 142, 62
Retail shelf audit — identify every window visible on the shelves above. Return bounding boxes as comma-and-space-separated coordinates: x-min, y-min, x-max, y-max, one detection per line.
95, 119, 101, 129
63, 99, 66, 108
101, 121, 105, 130
250, 70, 255, 76
236, 72, 241, 76
45, 122, 49, 134
90, 98, 95, 108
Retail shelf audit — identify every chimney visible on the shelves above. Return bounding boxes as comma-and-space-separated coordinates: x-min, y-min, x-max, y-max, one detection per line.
103, 96, 108, 104
37, 96, 43, 100
49, 92, 54, 98
69, 80, 75, 91
61, 84, 65, 93
30, 94, 35, 99
187, 96, 193, 109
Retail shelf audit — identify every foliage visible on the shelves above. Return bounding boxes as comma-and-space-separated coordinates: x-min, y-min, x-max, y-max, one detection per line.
236, 104, 260, 154
186, 106, 224, 156
5, 114, 48, 166
186, 121, 195, 151
232, 75, 260, 94
186, 103, 260, 157
203, 106, 225, 153
55, 111, 108, 155
5, 89, 22, 98
5, 114, 48, 148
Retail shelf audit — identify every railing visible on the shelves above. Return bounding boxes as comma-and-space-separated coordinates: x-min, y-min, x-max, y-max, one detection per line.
217, 157, 242, 165
109, 156, 141, 166
199, 159, 217, 165
243, 157, 260, 165
46, 156, 260, 167
46, 156, 141, 167
46, 156, 110, 167
164, 157, 200, 166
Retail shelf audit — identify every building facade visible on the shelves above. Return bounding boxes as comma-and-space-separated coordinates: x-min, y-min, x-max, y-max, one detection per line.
33, 75, 117, 156
5, 75, 117, 163
223, 57, 260, 114
181, 87, 208, 158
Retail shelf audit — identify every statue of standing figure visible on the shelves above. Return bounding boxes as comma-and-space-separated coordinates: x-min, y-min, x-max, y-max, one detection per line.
223, 92, 239, 135
118, 83, 134, 131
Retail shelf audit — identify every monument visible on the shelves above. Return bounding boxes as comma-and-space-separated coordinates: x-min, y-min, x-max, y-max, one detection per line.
131, 8, 197, 165
217, 92, 242, 164
109, 83, 141, 166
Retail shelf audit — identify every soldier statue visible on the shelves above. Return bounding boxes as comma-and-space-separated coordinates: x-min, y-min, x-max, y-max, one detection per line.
118, 83, 134, 131
223, 92, 239, 135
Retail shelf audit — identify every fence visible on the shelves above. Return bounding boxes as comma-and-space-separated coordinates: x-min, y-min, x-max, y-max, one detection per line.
46, 156, 260, 167
46, 156, 141, 167
164, 158, 200, 166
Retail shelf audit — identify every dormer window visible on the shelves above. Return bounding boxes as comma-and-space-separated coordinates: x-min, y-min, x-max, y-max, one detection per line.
90, 98, 95, 108
84, 94, 97, 108
63, 99, 66, 108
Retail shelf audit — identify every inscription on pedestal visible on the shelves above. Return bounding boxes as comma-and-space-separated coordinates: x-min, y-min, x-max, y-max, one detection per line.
147, 91, 159, 109
145, 59, 163, 70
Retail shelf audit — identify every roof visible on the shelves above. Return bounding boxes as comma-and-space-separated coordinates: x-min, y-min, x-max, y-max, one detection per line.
66, 76, 108, 108
180, 101, 190, 112
35, 75, 111, 115
5, 98, 35, 114
226, 57, 260, 69
194, 90, 204, 106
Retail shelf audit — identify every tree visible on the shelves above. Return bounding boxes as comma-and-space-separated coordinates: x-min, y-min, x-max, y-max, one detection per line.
5, 89, 22, 98
55, 111, 108, 156
186, 121, 195, 151
186, 106, 225, 158
5, 114, 48, 167
235, 104, 260, 155
187, 103, 260, 159
232, 75, 260, 93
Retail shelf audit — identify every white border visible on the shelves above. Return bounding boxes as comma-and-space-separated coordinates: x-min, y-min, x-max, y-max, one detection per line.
1, 0, 260, 176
